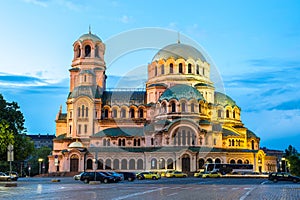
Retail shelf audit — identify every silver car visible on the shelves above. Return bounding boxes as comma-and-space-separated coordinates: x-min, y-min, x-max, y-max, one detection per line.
0, 172, 12, 181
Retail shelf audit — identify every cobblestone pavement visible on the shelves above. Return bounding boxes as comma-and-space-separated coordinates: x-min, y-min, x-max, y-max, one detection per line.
0, 177, 299, 200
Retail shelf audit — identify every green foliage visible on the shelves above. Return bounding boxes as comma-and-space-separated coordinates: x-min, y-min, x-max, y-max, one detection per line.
285, 145, 300, 176
0, 120, 14, 154
0, 94, 34, 163
27, 146, 52, 175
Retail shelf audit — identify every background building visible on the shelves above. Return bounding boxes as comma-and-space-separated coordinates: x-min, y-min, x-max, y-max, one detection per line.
28, 134, 55, 149
49, 31, 279, 174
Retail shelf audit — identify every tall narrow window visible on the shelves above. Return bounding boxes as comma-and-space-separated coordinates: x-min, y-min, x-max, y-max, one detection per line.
196, 65, 199, 74
154, 66, 157, 76
121, 108, 126, 118
78, 107, 80, 117
104, 109, 109, 118
78, 125, 81, 134
188, 63, 192, 73
69, 125, 72, 134
103, 139, 107, 146
179, 63, 183, 73
86, 107, 88, 117
218, 110, 222, 118
139, 109, 144, 118
170, 63, 173, 73
199, 104, 202, 113
161, 65, 164, 74
112, 109, 117, 118
202, 68, 205, 76
81, 105, 85, 117
171, 102, 176, 112
84, 124, 87, 133
191, 103, 195, 112
95, 45, 99, 57
233, 110, 236, 118
181, 102, 186, 112
76, 46, 81, 58
226, 110, 230, 118
130, 108, 135, 118
85, 45, 91, 57
251, 140, 255, 150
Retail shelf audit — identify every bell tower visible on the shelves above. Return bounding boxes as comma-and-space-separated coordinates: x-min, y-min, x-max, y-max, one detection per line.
65, 30, 106, 138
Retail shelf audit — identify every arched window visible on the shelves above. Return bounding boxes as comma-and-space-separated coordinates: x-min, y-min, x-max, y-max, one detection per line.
104, 109, 109, 118
112, 109, 117, 118
76, 46, 81, 58
81, 105, 85, 117
107, 139, 110, 146
77, 107, 80, 117
230, 159, 236, 164
97, 159, 104, 169
161, 103, 167, 113
139, 108, 144, 118
244, 159, 250, 164
173, 127, 196, 146
233, 110, 236, 118
198, 158, 205, 168
188, 63, 192, 73
226, 110, 230, 118
171, 102, 176, 112
215, 158, 221, 163
191, 103, 195, 112
105, 159, 111, 170
237, 159, 243, 164
86, 107, 88, 117
251, 140, 255, 150
151, 138, 154, 145
196, 65, 199, 74
154, 66, 157, 76
161, 65, 164, 74
129, 159, 135, 170
151, 158, 157, 169
121, 108, 126, 118
229, 139, 231, 146
232, 139, 235, 146
206, 158, 213, 163
170, 63, 173, 73
137, 159, 143, 170
167, 158, 174, 169
159, 158, 165, 169
130, 108, 135, 118
113, 159, 119, 170
218, 110, 222, 118
95, 45, 99, 57
85, 45, 91, 57
179, 63, 183, 73
103, 139, 106, 146
181, 102, 186, 112
87, 159, 93, 170
121, 159, 127, 170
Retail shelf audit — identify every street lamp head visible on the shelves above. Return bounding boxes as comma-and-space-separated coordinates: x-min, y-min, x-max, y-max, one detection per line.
38, 158, 44, 162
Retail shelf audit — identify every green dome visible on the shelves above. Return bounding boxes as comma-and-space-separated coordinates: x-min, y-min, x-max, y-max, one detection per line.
152, 43, 206, 62
214, 92, 238, 107
78, 32, 102, 42
159, 84, 204, 102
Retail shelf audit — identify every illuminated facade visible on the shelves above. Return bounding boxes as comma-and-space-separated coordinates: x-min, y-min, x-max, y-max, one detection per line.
49, 31, 279, 174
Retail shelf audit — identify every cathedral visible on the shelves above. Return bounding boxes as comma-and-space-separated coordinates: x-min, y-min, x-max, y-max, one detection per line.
48, 31, 279, 174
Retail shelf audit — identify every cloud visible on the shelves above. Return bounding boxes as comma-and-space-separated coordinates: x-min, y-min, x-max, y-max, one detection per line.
23, 0, 48, 7
120, 15, 132, 24
0, 73, 47, 86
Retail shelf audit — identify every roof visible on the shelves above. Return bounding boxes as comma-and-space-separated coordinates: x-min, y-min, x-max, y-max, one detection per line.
247, 129, 260, 139
152, 43, 206, 62
57, 113, 67, 120
222, 128, 240, 137
94, 127, 145, 137
68, 141, 84, 148
194, 83, 214, 88
158, 84, 204, 102
68, 85, 102, 99
27, 134, 55, 140
214, 92, 238, 108
77, 32, 102, 42
102, 91, 146, 106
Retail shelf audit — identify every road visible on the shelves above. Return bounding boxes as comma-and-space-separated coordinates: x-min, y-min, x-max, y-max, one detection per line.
0, 177, 300, 200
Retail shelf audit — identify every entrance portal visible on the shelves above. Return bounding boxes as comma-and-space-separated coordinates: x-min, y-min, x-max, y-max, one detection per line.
70, 154, 79, 172
181, 154, 190, 172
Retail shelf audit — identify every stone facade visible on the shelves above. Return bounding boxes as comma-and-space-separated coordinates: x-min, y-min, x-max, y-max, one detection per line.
49, 31, 280, 174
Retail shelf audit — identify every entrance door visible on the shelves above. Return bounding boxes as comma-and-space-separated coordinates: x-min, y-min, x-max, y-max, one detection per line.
181, 154, 190, 172
70, 154, 79, 172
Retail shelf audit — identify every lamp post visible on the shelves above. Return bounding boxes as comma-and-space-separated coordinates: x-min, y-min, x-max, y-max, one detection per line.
93, 158, 97, 181
38, 158, 44, 175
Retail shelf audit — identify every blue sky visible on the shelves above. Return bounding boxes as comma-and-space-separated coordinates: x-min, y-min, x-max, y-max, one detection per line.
0, 0, 300, 151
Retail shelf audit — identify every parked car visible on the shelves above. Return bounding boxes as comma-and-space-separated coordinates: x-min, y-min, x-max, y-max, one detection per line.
268, 172, 300, 183
0, 172, 12, 181
194, 170, 204, 178
80, 172, 117, 184
161, 170, 175, 177
136, 172, 160, 180
118, 172, 136, 181
101, 171, 122, 182
6, 171, 18, 181
165, 171, 187, 178
202, 171, 221, 178
73, 172, 84, 180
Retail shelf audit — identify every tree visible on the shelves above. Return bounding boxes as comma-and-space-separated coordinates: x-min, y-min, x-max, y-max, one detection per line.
285, 145, 300, 176
27, 146, 52, 176
0, 94, 34, 170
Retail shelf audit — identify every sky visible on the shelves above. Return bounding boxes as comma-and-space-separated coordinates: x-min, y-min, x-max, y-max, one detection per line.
0, 0, 299, 151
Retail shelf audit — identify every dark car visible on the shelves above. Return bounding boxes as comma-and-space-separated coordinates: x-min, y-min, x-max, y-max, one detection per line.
268, 172, 300, 183
101, 171, 122, 182
118, 172, 136, 181
80, 172, 117, 184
